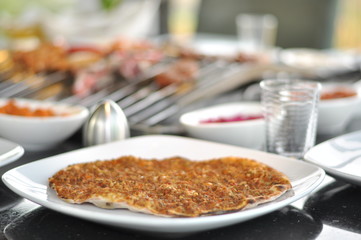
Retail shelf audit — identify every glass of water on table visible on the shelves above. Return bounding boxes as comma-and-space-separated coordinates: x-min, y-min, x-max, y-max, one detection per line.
260, 79, 321, 159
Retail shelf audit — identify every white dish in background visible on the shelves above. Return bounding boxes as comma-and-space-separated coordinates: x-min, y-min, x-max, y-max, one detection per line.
190, 34, 239, 57
2, 135, 324, 234
180, 102, 265, 150
280, 48, 358, 75
318, 82, 361, 135
0, 138, 24, 167
0, 98, 89, 151
305, 130, 361, 186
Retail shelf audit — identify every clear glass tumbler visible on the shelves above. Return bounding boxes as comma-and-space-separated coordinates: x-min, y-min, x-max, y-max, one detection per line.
236, 13, 278, 54
260, 79, 321, 159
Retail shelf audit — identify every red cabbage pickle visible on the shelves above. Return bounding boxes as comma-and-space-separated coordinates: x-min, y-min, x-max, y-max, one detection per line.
200, 114, 263, 124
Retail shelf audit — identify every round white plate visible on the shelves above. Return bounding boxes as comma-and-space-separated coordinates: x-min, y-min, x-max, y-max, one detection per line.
2, 135, 324, 234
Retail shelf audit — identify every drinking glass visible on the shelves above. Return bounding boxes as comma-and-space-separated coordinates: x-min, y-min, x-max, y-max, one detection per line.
260, 79, 321, 159
236, 13, 278, 54
167, 0, 201, 44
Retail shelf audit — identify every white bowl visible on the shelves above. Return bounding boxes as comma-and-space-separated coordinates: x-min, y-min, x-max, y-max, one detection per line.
0, 98, 89, 151
317, 82, 361, 135
179, 102, 265, 149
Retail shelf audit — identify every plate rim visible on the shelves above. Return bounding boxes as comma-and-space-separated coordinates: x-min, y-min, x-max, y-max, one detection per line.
0, 138, 24, 167
305, 130, 361, 185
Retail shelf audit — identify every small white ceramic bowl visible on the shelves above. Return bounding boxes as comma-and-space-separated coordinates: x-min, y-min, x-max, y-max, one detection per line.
179, 102, 265, 149
0, 98, 89, 151
317, 82, 361, 135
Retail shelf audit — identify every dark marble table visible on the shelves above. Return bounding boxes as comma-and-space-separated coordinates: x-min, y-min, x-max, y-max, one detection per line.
1, 119, 361, 240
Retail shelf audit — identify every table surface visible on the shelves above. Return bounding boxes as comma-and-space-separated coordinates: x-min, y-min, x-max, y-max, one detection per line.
1, 129, 361, 240
2, 85, 361, 240
1, 33, 361, 239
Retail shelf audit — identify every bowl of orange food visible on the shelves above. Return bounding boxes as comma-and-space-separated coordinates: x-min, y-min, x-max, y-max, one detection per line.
0, 98, 89, 151
179, 102, 265, 149
317, 82, 361, 135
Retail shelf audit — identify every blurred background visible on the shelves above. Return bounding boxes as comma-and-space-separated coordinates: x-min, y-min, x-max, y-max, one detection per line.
1, 0, 361, 135
0, 0, 360, 50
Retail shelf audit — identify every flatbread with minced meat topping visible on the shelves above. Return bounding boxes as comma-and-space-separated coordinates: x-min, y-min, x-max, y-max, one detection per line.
49, 156, 292, 217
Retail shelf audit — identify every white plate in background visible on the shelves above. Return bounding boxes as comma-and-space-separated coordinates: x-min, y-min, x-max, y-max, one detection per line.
2, 135, 324, 234
280, 48, 358, 76
305, 130, 361, 186
0, 138, 24, 167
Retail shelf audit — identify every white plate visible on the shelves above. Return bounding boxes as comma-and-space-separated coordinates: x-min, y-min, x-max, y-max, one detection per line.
2, 135, 324, 234
305, 130, 361, 186
190, 34, 239, 57
280, 48, 358, 76
0, 138, 24, 167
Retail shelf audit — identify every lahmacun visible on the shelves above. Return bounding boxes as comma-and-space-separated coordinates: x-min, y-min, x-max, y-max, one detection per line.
49, 156, 292, 217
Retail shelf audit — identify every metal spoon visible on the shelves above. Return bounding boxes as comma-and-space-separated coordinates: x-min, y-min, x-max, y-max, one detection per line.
83, 99, 130, 147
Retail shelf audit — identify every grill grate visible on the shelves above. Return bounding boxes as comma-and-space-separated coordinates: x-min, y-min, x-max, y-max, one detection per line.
0, 58, 267, 133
